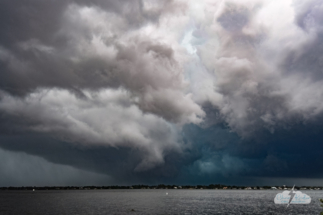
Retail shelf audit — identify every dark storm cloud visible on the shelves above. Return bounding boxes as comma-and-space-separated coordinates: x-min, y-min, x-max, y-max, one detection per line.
0, 88, 189, 172
169, 121, 323, 185
0, 0, 202, 123
0, 0, 203, 174
0, 147, 112, 187
0, 0, 323, 186
0, 134, 140, 181
0, 132, 196, 185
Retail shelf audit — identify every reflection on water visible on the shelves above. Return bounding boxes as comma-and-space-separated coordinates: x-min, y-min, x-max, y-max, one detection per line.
0, 190, 322, 215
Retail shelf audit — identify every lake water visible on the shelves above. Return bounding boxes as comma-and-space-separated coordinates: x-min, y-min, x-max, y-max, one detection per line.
0, 190, 322, 214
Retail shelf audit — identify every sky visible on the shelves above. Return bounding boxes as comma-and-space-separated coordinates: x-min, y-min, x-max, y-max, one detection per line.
0, 0, 323, 186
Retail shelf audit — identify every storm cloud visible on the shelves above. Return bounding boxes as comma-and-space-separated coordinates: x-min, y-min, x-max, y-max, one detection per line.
0, 0, 323, 185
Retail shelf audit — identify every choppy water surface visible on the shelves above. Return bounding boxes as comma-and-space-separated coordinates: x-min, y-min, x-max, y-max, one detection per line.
0, 190, 322, 215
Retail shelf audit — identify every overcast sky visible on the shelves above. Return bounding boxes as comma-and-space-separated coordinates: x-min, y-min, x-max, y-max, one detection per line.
1, 0, 323, 186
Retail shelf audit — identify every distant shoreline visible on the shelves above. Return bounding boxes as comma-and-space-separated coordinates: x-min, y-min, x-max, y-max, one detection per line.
1, 185, 322, 191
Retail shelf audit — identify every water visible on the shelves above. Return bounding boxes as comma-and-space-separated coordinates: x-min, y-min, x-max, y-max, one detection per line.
0, 190, 322, 214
